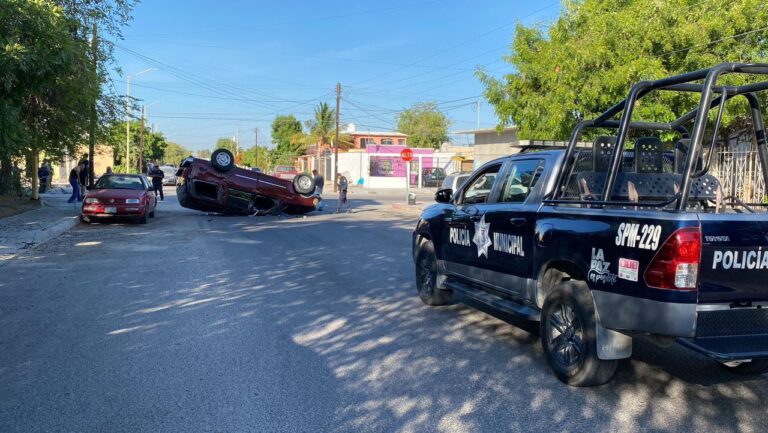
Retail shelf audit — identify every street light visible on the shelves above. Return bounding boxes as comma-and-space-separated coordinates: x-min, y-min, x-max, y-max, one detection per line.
125, 68, 156, 173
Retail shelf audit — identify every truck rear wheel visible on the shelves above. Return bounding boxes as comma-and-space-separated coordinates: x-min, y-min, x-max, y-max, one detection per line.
541, 280, 618, 386
719, 359, 768, 375
415, 240, 452, 306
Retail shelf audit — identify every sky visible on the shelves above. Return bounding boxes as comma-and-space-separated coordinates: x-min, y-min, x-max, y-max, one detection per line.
112, 0, 561, 152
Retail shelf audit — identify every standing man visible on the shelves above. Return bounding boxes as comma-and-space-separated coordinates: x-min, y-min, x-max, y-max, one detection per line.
149, 163, 164, 201
312, 169, 324, 211
78, 160, 89, 199
67, 162, 84, 203
335, 173, 348, 213
37, 163, 50, 194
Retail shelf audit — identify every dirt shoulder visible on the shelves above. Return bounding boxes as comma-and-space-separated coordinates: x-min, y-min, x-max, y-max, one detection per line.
0, 195, 42, 219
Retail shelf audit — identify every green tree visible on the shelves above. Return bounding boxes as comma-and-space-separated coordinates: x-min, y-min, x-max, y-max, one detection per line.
105, 120, 167, 172
270, 114, 306, 166
239, 146, 270, 171
478, 0, 768, 141
162, 141, 192, 165
215, 137, 238, 153
0, 0, 135, 197
306, 102, 335, 147
396, 102, 451, 149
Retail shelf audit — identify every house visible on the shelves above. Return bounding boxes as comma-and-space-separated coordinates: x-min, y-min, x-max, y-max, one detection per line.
453, 126, 577, 168
343, 124, 408, 149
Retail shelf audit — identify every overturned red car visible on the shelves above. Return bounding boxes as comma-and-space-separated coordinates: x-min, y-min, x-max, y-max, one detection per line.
175, 149, 317, 215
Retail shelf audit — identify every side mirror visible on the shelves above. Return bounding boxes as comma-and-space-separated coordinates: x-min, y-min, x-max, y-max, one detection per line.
435, 188, 453, 203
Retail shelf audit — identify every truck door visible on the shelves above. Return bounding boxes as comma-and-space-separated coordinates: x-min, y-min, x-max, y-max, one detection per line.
441, 163, 503, 281
482, 158, 546, 298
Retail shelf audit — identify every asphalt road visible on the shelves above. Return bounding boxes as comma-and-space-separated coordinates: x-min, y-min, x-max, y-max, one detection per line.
1, 189, 767, 433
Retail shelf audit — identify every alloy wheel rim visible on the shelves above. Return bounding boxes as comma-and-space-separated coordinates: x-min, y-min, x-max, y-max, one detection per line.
216, 153, 231, 166
548, 302, 584, 367
418, 256, 435, 297
298, 176, 312, 190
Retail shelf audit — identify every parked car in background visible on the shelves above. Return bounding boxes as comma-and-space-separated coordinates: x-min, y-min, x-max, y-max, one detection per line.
440, 171, 472, 193
421, 167, 446, 187
271, 165, 298, 180
176, 149, 317, 215
81, 174, 157, 224
159, 165, 177, 185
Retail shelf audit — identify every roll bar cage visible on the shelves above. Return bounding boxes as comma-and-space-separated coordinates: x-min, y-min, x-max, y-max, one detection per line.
548, 63, 768, 210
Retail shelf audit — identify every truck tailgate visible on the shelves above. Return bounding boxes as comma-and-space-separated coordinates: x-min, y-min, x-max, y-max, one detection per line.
698, 213, 768, 303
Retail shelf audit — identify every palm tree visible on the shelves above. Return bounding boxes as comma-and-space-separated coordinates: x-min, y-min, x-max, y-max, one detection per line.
306, 102, 335, 148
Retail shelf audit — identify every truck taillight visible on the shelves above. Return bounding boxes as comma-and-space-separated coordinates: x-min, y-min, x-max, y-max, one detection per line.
644, 227, 701, 290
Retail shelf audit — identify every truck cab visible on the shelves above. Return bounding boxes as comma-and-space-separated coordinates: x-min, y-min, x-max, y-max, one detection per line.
413, 63, 768, 386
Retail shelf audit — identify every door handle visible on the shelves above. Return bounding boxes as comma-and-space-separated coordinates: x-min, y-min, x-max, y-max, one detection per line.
510, 217, 527, 226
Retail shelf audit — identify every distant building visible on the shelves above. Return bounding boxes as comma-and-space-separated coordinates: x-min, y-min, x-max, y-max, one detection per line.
343, 124, 408, 149
452, 126, 520, 167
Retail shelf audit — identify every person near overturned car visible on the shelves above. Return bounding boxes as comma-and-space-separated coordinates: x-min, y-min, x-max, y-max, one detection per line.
335, 173, 348, 213
148, 163, 165, 201
67, 162, 84, 203
312, 169, 324, 211
78, 160, 89, 199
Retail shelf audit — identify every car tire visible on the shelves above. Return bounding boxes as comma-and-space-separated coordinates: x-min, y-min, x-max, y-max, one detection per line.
415, 240, 452, 306
719, 359, 768, 375
81, 215, 91, 224
541, 280, 618, 386
211, 148, 235, 172
139, 213, 148, 224
293, 173, 315, 196
149, 208, 155, 218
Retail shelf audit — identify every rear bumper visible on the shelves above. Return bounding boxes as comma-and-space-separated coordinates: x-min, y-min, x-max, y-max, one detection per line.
678, 335, 768, 361
82, 204, 146, 216
678, 308, 768, 361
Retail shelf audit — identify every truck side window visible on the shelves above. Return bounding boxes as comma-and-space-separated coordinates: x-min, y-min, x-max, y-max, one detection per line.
461, 165, 501, 205
499, 159, 545, 203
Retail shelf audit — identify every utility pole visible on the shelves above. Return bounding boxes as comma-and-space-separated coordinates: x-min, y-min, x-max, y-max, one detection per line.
334, 82, 341, 183
254, 127, 259, 169
235, 126, 240, 156
139, 105, 146, 173
125, 68, 155, 173
476, 99, 481, 129
88, 21, 98, 188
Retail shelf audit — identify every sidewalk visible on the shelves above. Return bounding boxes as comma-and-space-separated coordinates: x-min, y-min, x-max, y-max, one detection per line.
0, 192, 80, 262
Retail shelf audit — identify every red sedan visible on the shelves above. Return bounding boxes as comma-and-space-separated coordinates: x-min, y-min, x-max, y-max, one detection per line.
81, 174, 157, 224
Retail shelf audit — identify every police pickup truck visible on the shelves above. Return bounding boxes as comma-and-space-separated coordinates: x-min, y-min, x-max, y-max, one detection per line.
413, 63, 768, 386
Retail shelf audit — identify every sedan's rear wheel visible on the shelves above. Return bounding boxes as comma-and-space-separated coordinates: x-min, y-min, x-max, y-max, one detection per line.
293, 173, 315, 196
541, 281, 618, 386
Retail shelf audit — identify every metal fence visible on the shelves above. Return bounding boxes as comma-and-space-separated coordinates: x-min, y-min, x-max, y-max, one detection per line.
710, 141, 766, 204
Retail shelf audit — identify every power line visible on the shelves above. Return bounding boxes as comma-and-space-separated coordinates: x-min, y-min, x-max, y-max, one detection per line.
125, 0, 447, 37
350, 2, 559, 87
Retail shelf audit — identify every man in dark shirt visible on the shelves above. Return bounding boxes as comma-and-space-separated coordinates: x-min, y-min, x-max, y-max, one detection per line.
67, 162, 84, 203
149, 164, 164, 201
78, 160, 88, 199
312, 169, 324, 211
37, 164, 50, 194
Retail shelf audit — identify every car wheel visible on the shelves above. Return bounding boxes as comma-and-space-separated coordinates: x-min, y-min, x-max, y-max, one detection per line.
211, 148, 235, 172
149, 208, 155, 218
293, 173, 315, 196
719, 359, 768, 375
540, 280, 618, 386
415, 240, 452, 306
81, 215, 91, 224
139, 213, 148, 224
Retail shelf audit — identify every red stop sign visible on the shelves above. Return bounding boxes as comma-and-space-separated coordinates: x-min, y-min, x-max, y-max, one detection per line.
400, 148, 413, 162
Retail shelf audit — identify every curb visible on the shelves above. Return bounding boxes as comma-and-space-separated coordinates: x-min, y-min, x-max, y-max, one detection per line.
0, 214, 79, 263
391, 203, 425, 213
